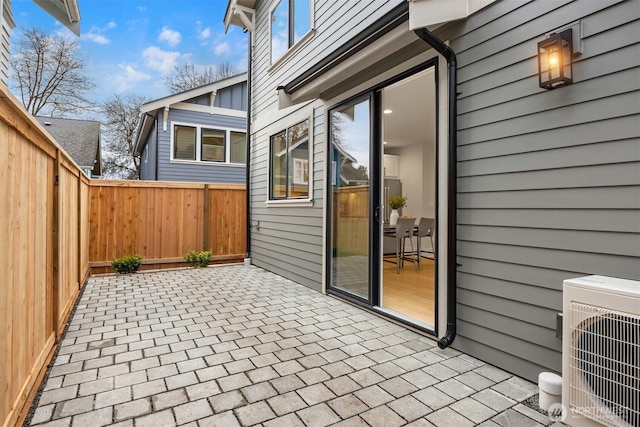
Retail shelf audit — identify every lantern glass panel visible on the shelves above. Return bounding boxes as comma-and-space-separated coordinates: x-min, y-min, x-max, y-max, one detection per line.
538, 29, 573, 89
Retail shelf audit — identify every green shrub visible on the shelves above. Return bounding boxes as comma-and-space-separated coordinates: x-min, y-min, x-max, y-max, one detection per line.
111, 254, 143, 274
185, 250, 213, 268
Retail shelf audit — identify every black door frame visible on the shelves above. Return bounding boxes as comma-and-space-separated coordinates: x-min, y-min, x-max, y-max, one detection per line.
325, 59, 439, 336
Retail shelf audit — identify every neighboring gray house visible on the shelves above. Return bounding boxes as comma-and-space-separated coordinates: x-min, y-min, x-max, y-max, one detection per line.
134, 74, 248, 183
35, 116, 102, 177
226, 0, 640, 384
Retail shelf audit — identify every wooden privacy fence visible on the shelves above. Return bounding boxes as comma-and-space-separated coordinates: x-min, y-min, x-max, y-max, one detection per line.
0, 86, 246, 427
88, 181, 246, 273
1, 87, 90, 427
333, 185, 369, 255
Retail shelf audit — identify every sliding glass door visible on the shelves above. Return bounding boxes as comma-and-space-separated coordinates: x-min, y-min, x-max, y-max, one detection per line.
327, 63, 438, 332
329, 97, 374, 300
379, 67, 437, 328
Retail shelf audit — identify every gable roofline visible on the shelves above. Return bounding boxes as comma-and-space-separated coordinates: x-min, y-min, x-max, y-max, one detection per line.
276, 135, 309, 157
134, 73, 248, 156
141, 72, 247, 113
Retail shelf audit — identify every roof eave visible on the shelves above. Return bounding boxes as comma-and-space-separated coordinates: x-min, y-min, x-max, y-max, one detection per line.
224, 0, 255, 33
141, 72, 248, 114
32, 0, 81, 35
134, 112, 155, 156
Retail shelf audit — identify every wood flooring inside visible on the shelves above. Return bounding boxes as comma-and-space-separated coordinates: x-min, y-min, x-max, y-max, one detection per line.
381, 255, 435, 325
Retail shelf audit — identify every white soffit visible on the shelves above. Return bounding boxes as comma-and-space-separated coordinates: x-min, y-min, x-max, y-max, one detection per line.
33, 0, 80, 35
408, 0, 497, 30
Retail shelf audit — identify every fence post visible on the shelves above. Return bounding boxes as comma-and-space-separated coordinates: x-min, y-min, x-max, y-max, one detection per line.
203, 184, 210, 251
52, 150, 61, 340
77, 172, 82, 289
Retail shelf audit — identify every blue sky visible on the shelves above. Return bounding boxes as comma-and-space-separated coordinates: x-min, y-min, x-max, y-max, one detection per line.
12, 0, 249, 104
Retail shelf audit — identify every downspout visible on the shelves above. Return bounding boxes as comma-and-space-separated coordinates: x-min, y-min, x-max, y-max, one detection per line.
245, 31, 252, 261
414, 28, 458, 349
153, 114, 159, 180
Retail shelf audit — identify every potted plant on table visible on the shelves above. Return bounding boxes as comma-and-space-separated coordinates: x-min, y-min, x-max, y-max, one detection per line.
387, 195, 407, 225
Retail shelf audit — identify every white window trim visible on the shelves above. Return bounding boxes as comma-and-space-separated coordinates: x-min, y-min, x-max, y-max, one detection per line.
269, 30, 314, 72
265, 111, 314, 207
268, 0, 315, 71
169, 121, 247, 165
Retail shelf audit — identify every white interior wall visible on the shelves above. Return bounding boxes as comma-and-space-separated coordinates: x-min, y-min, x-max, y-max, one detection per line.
423, 137, 436, 219
397, 143, 424, 219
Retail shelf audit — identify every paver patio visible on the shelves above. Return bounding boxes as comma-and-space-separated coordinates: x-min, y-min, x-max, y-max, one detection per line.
26, 265, 560, 426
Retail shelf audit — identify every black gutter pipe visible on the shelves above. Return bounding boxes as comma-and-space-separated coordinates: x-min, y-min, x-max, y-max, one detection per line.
154, 115, 159, 180
245, 32, 252, 261
414, 27, 458, 349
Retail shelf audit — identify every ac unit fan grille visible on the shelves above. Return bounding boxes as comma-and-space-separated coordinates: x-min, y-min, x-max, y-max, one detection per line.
570, 302, 640, 427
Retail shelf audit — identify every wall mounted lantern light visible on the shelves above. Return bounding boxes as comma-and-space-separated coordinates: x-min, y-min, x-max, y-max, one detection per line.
538, 28, 574, 90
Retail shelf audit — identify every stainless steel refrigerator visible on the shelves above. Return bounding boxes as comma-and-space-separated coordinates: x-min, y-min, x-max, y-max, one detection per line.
383, 178, 402, 223
383, 178, 402, 255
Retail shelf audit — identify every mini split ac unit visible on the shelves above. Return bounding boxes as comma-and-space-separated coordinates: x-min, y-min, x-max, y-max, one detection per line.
562, 275, 640, 427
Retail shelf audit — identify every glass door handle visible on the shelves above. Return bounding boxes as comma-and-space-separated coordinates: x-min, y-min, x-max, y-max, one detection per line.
374, 205, 381, 223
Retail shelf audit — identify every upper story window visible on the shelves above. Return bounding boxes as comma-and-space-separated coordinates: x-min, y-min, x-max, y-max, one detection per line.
270, 119, 310, 199
172, 123, 246, 165
270, 0, 312, 63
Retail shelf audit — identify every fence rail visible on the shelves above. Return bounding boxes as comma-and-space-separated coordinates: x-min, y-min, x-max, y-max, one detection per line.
0, 86, 247, 427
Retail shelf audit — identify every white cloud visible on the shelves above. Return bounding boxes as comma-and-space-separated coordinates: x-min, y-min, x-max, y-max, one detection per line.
83, 32, 110, 45
114, 64, 151, 93
214, 42, 230, 55
271, 32, 288, 60
199, 28, 211, 40
82, 22, 116, 45
158, 26, 181, 47
142, 46, 181, 74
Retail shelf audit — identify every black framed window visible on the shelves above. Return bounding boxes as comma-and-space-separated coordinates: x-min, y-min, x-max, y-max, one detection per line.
270, 119, 310, 199
270, 0, 312, 62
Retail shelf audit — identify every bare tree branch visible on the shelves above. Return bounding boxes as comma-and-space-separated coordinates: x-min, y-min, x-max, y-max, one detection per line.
101, 94, 149, 180
164, 61, 238, 94
9, 27, 94, 117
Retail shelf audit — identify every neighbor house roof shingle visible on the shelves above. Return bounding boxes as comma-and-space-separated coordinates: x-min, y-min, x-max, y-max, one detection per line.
35, 116, 101, 176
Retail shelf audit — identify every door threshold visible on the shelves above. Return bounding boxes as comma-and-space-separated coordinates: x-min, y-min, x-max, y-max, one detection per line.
374, 306, 435, 334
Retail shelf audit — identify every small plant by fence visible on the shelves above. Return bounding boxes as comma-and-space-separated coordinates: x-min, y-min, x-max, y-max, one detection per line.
111, 254, 144, 274
185, 250, 213, 268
